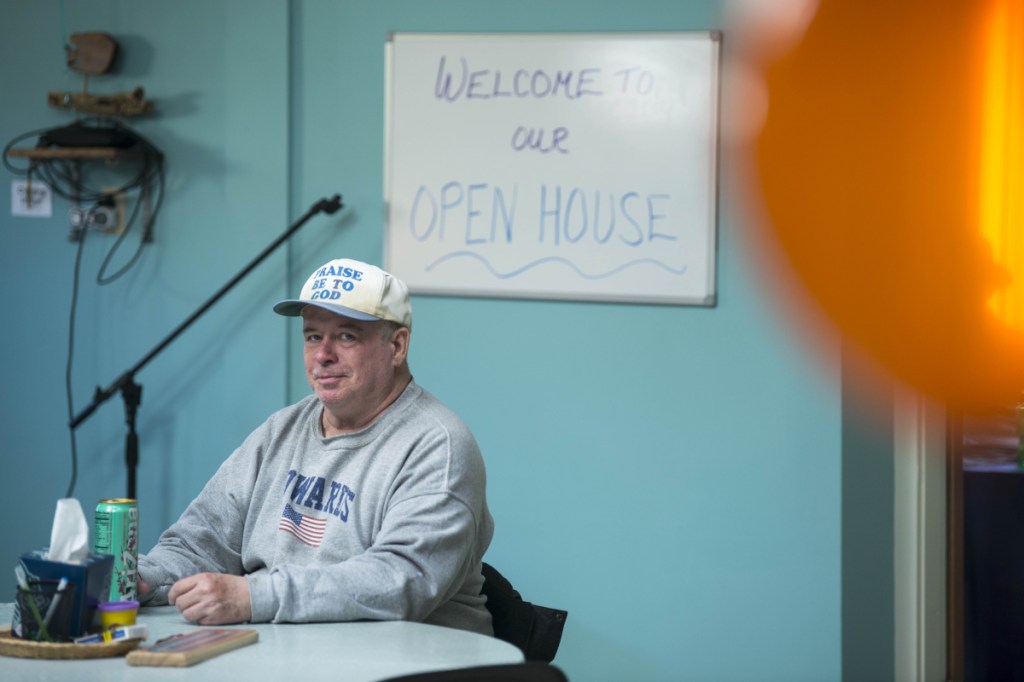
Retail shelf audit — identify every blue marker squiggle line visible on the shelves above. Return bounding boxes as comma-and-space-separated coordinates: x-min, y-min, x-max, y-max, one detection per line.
424, 251, 686, 280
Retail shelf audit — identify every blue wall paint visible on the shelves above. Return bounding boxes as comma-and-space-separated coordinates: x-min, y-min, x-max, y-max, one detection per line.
0, 0, 290, 580
0, 1, 890, 680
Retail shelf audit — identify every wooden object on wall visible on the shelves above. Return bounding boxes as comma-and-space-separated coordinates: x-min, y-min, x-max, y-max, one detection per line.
66, 32, 118, 75
52, 32, 154, 116
47, 87, 154, 117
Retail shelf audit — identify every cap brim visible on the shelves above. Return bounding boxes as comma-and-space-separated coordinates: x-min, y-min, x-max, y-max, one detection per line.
273, 299, 381, 322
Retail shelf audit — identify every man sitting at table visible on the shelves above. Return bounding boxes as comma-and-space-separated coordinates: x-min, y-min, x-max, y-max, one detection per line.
137, 258, 495, 635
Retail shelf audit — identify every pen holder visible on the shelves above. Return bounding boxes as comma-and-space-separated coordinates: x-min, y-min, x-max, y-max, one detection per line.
18, 551, 114, 638
13, 580, 77, 642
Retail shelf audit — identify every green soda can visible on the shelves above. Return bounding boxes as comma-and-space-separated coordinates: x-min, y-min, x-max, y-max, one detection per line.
93, 499, 139, 602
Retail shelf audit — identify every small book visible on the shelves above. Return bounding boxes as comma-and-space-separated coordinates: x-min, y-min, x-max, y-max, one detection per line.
125, 628, 258, 667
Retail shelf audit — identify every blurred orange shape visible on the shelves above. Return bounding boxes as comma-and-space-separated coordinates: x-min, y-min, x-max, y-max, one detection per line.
751, 0, 1024, 409
981, 0, 1024, 332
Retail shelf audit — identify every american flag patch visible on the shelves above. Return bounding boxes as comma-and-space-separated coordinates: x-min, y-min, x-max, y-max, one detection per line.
278, 503, 327, 547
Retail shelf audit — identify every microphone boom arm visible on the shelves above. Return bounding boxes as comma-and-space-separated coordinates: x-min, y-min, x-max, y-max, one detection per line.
68, 194, 343, 498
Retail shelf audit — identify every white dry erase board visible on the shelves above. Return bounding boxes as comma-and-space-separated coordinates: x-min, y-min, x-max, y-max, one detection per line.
384, 32, 721, 305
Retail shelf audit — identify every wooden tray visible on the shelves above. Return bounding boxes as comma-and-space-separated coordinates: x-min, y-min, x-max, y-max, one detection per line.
0, 626, 141, 660
126, 628, 258, 667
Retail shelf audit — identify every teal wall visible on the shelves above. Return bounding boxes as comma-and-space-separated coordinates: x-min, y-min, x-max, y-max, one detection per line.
0, 1, 895, 680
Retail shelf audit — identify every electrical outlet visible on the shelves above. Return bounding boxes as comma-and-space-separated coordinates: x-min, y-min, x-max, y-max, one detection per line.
11, 180, 52, 218
99, 188, 126, 234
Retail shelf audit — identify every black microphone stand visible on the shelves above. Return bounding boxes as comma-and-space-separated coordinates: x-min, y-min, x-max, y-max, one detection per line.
69, 194, 344, 499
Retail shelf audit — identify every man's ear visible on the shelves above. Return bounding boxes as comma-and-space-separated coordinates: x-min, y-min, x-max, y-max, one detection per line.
390, 326, 411, 366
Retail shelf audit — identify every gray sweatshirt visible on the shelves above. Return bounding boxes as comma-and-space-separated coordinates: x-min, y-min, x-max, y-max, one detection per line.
137, 381, 495, 634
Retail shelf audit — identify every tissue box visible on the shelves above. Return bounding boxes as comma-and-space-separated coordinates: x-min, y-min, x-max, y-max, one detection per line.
19, 551, 114, 637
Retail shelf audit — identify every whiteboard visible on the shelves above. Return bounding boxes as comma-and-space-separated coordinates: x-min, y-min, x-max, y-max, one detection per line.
384, 32, 721, 306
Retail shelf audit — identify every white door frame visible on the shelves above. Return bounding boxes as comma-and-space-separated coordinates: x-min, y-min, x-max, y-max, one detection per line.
894, 387, 948, 682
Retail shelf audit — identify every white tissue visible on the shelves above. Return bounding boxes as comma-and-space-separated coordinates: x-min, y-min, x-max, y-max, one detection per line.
47, 498, 90, 563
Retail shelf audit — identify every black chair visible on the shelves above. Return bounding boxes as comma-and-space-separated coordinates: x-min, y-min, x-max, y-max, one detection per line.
480, 563, 568, 664
380, 662, 569, 682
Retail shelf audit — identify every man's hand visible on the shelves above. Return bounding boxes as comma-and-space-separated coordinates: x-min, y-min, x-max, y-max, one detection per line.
168, 573, 252, 625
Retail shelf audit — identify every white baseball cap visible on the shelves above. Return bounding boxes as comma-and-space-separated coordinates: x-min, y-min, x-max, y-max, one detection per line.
273, 258, 412, 328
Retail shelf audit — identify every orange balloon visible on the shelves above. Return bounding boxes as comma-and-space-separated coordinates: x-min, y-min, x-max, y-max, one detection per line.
751, 0, 1024, 409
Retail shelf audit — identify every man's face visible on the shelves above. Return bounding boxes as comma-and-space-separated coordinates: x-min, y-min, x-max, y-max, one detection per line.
301, 306, 406, 427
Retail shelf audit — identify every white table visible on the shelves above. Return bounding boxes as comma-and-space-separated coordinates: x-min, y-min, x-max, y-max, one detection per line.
0, 603, 523, 681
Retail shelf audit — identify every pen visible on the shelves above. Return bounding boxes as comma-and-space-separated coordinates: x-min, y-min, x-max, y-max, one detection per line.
42, 576, 68, 628
14, 565, 51, 641
74, 623, 148, 644
13, 565, 29, 590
